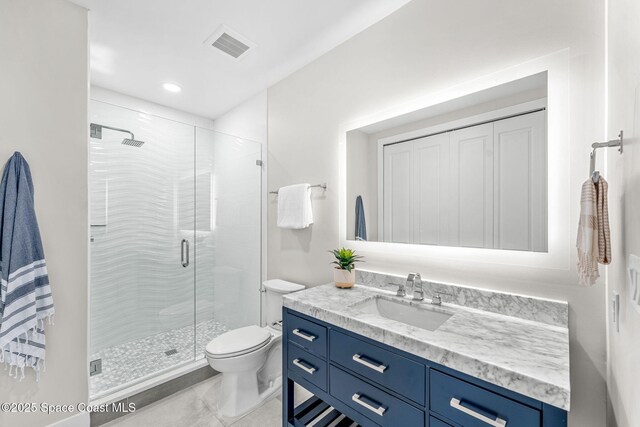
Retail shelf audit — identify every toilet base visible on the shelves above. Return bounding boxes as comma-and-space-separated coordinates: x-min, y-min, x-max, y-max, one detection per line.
208, 327, 283, 418
217, 372, 281, 418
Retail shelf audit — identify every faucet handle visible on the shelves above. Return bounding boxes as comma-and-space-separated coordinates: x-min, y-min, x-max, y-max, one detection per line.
392, 282, 406, 297
431, 290, 453, 305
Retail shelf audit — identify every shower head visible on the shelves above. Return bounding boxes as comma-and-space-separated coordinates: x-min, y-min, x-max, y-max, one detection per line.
121, 138, 145, 147
90, 123, 145, 147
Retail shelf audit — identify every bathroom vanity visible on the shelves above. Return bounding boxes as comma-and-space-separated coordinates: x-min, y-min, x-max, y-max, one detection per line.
281, 276, 569, 426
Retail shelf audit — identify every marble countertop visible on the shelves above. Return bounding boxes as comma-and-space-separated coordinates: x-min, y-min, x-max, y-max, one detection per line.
283, 283, 570, 411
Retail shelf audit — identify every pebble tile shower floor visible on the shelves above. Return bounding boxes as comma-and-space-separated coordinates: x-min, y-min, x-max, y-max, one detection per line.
90, 319, 228, 397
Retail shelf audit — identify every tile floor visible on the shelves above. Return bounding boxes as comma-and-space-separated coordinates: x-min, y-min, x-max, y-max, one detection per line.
91, 319, 228, 397
102, 375, 312, 427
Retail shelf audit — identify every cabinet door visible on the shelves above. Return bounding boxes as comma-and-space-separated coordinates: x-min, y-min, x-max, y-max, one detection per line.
412, 133, 450, 246
383, 142, 413, 243
450, 123, 494, 248
493, 111, 546, 251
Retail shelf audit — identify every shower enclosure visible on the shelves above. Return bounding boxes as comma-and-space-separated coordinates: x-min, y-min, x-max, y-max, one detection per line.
88, 100, 262, 399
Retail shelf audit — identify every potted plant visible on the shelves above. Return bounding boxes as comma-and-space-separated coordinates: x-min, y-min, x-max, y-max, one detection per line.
330, 247, 363, 289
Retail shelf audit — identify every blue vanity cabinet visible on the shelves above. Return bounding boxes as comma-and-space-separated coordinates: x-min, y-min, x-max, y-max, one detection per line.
282, 308, 568, 427
287, 342, 328, 392
330, 365, 424, 426
330, 329, 426, 405
430, 370, 540, 427
430, 416, 454, 427
285, 312, 328, 357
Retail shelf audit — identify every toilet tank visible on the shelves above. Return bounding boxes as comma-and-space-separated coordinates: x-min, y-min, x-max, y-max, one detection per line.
263, 279, 305, 326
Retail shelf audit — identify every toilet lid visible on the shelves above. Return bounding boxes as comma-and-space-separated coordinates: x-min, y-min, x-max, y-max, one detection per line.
205, 325, 271, 358
262, 279, 305, 294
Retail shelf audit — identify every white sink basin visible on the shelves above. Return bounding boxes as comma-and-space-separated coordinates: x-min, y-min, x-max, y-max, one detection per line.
350, 296, 453, 331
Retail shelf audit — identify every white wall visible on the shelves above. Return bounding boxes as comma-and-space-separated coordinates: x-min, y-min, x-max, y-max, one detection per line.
0, 1, 89, 426
267, 0, 606, 425
606, 0, 640, 425
212, 91, 268, 145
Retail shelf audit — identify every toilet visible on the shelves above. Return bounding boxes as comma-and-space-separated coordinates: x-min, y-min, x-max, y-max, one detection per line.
205, 279, 305, 418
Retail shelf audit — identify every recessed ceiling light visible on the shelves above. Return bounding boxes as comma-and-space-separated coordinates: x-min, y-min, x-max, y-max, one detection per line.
163, 82, 181, 93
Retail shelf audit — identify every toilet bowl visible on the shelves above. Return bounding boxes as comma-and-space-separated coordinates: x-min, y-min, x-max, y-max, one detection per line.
205, 279, 305, 418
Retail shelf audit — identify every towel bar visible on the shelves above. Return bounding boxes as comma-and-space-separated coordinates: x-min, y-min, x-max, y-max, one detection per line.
269, 183, 327, 195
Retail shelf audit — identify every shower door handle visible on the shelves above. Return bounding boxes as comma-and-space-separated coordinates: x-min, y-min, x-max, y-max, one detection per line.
181, 239, 189, 267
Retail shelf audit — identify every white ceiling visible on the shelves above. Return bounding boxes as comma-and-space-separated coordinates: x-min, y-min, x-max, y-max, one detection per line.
69, 0, 412, 119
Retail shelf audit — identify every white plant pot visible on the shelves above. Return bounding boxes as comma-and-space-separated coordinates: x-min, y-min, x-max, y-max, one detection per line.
334, 268, 355, 289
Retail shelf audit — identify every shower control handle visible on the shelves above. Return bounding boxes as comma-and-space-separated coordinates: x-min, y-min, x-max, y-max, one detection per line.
181, 239, 189, 267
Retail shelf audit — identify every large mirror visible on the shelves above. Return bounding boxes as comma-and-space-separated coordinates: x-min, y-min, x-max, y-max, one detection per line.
346, 72, 548, 252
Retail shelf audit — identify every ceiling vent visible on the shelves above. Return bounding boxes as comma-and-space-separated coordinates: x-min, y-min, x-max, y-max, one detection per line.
204, 25, 255, 60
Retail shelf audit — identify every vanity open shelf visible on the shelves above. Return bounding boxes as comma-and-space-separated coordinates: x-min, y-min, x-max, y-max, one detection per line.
283, 308, 568, 427
292, 396, 360, 427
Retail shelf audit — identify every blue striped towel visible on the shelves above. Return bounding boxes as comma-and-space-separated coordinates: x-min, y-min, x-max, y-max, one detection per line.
0, 152, 54, 380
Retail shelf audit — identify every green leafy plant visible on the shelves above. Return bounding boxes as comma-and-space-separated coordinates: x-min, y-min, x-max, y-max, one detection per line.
330, 248, 364, 272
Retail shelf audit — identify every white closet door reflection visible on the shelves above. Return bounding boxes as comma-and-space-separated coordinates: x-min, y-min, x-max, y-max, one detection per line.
379, 110, 545, 251
194, 128, 262, 356
383, 143, 413, 243
493, 111, 547, 251
450, 123, 494, 249
413, 133, 450, 246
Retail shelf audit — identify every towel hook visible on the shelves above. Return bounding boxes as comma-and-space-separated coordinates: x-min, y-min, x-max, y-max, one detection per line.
590, 130, 623, 178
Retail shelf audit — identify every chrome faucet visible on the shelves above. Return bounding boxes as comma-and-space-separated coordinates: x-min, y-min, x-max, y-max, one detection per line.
405, 273, 424, 301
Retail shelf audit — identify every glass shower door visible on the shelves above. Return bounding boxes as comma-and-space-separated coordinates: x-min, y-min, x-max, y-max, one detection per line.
194, 128, 262, 356
89, 101, 196, 398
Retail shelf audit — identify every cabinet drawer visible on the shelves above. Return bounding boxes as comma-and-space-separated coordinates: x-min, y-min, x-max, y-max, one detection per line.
330, 366, 424, 427
330, 330, 426, 404
430, 370, 540, 427
285, 312, 327, 358
287, 343, 327, 392
430, 416, 453, 427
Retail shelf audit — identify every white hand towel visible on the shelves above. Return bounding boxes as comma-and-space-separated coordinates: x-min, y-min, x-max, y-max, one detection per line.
577, 179, 599, 286
277, 184, 313, 229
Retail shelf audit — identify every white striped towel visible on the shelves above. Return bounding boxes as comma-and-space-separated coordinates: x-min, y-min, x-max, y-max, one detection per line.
577, 179, 599, 286
596, 178, 611, 265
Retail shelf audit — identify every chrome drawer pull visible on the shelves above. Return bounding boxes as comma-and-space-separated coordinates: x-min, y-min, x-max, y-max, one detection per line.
351, 393, 386, 416
352, 354, 387, 373
450, 398, 507, 427
292, 328, 316, 342
292, 358, 316, 375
